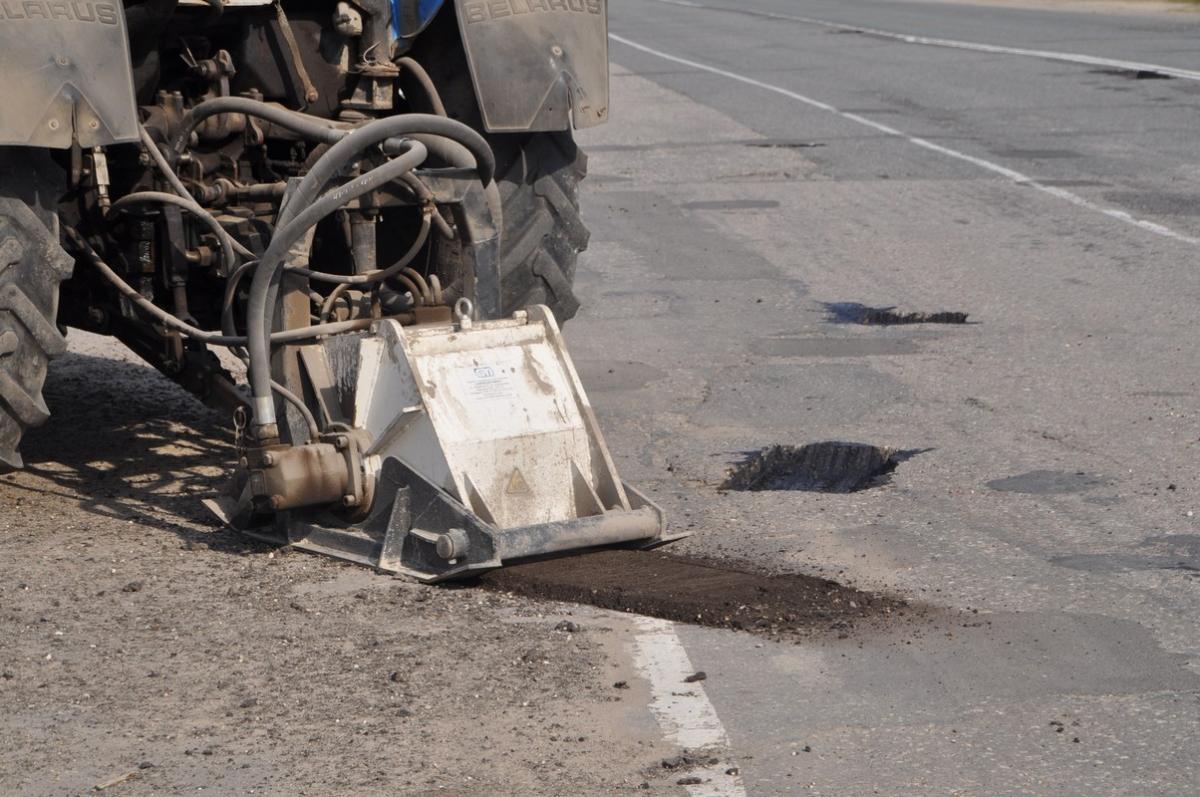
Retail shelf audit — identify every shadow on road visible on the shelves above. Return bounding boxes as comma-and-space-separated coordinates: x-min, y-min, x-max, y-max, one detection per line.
13, 350, 257, 553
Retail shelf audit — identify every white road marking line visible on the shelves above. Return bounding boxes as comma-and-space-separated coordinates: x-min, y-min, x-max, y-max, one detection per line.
652, 0, 1200, 81
631, 616, 748, 797
609, 32, 1200, 247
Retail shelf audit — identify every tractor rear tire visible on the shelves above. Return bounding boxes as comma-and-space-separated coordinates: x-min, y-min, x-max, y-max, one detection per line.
405, 9, 590, 324
0, 150, 74, 470
489, 131, 589, 323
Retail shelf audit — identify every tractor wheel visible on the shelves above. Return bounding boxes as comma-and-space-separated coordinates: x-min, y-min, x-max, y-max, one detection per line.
404, 10, 590, 324
0, 150, 73, 469
488, 131, 588, 322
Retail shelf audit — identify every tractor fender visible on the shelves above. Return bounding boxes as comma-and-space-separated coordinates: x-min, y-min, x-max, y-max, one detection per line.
450, 0, 609, 132
0, 1, 139, 148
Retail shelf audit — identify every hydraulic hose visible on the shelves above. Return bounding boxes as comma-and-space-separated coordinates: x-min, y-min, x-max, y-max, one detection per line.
273, 114, 492, 233
168, 97, 346, 160
66, 228, 378, 346
244, 141, 429, 429
109, 191, 252, 272
289, 211, 432, 285
138, 125, 192, 200
395, 57, 448, 116
168, 99, 494, 190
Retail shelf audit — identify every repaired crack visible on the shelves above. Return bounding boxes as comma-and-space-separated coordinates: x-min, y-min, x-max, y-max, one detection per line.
721, 442, 922, 492
824, 302, 970, 325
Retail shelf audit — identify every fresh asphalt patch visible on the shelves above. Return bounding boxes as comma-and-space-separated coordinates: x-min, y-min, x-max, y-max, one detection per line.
481, 550, 914, 642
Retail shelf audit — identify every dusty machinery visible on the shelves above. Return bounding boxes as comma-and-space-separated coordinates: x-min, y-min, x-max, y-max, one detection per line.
0, 0, 677, 579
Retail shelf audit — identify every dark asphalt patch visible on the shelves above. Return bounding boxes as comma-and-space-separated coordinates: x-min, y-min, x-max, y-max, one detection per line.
681, 199, 781, 210
481, 550, 908, 640
1101, 191, 1200, 217
991, 148, 1082, 160
721, 442, 920, 492
986, 469, 1105, 494
744, 139, 825, 149
823, 302, 969, 325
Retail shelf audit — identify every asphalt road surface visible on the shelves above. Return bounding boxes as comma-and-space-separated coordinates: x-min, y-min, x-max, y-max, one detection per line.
571, 0, 1200, 793
4, 0, 1200, 795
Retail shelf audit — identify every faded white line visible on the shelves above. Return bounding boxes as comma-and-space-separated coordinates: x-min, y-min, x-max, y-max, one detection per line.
652, 0, 1200, 81
631, 616, 747, 797
609, 32, 1200, 247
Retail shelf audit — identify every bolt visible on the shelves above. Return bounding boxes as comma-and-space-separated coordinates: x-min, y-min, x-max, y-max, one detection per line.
341, 494, 359, 508
306, 88, 320, 104
55, 56, 69, 67
261, 452, 276, 467
551, 45, 563, 57
48, 120, 59, 130
334, 434, 349, 450
435, 528, 471, 560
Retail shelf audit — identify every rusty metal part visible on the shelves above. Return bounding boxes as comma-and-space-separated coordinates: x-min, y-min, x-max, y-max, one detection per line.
245, 430, 371, 513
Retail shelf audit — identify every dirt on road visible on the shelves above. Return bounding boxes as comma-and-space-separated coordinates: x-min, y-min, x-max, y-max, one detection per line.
0, 337, 673, 796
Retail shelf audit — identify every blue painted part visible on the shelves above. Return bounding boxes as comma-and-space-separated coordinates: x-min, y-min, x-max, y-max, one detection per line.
392, 0, 446, 37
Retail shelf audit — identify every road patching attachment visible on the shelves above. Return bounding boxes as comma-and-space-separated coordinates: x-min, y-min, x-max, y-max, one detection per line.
482, 550, 907, 640
824, 302, 969, 325
721, 442, 919, 493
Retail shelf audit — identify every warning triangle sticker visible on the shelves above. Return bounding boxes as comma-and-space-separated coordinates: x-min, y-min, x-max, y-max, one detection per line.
505, 467, 532, 495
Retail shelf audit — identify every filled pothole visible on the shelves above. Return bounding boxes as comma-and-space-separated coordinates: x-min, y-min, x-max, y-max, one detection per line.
824, 302, 969, 325
721, 441, 918, 493
481, 550, 911, 641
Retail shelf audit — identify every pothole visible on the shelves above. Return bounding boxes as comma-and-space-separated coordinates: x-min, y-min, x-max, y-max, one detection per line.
721, 442, 919, 492
824, 302, 970, 325
745, 139, 825, 149
1089, 67, 1173, 80
481, 550, 911, 641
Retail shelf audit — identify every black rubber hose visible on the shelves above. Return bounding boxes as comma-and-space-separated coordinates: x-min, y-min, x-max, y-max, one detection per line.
168, 98, 344, 160
274, 113, 493, 233
290, 211, 432, 285
244, 143, 429, 428
395, 57, 448, 116
66, 228, 378, 346
109, 191, 251, 271
168, 99, 494, 188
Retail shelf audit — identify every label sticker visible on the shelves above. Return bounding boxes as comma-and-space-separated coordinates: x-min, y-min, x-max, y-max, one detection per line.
465, 365, 516, 401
